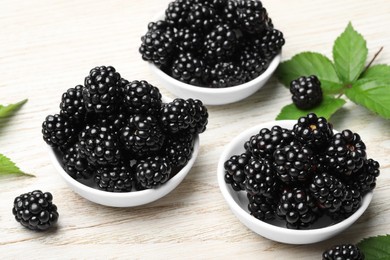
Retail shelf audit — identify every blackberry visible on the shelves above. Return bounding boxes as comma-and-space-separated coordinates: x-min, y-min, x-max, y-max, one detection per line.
119, 115, 165, 157
248, 193, 277, 221
209, 62, 246, 88
276, 188, 318, 229
237, 44, 269, 81
97, 112, 128, 134
165, 0, 192, 27
236, 0, 269, 34
224, 152, 251, 191
245, 125, 294, 160
59, 85, 86, 124
147, 20, 171, 31
175, 27, 204, 52
171, 52, 205, 86
163, 131, 195, 168
347, 158, 380, 194
290, 75, 323, 110
187, 98, 208, 134
160, 98, 193, 134
122, 80, 162, 115
322, 244, 364, 260
203, 24, 238, 64
42, 114, 76, 150
12, 190, 59, 231
273, 144, 316, 184
78, 124, 121, 166
94, 163, 134, 192
187, 4, 218, 33
222, 0, 239, 27
259, 28, 285, 58
244, 158, 279, 198
293, 113, 333, 151
83, 66, 122, 114
136, 156, 172, 189
194, 0, 226, 10
326, 130, 367, 176
330, 186, 362, 220
309, 172, 347, 213
62, 143, 94, 180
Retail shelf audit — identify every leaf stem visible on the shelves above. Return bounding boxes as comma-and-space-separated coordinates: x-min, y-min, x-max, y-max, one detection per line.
361, 46, 384, 75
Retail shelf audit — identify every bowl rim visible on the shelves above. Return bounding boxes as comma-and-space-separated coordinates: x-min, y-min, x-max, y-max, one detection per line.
217, 120, 373, 239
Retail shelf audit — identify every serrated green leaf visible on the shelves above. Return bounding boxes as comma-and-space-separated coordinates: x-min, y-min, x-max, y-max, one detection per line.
361, 64, 390, 80
276, 52, 342, 94
333, 22, 368, 83
0, 99, 28, 118
0, 153, 32, 177
346, 79, 390, 119
276, 96, 346, 120
357, 235, 390, 260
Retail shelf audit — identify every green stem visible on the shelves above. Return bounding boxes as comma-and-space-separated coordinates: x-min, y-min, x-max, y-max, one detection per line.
361, 46, 384, 75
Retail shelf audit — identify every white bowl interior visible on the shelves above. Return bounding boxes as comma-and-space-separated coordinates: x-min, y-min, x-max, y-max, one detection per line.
217, 120, 373, 244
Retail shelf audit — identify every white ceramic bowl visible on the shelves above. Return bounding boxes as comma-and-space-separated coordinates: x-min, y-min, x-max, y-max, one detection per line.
48, 136, 199, 207
149, 54, 280, 106
217, 120, 373, 244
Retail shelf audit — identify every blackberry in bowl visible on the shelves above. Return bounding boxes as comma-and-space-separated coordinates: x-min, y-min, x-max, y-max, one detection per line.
217, 114, 378, 244
139, 0, 284, 105
44, 66, 208, 207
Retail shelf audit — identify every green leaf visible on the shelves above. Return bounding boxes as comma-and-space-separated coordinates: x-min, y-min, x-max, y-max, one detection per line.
345, 78, 390, 119
333, 22, 368, 83
357, 235, 390, 260
0, 153, 32, 177
276, 96, 346, 120
361, 64, 390, 80
0, 99, 28, 118
276, 52, 342, 94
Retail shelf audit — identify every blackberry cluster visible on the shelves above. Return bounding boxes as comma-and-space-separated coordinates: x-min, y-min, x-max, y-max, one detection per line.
139, 0, 285, 88
322, 244, 364, 260
225, 112, 380, 229
42, 66, 208, 191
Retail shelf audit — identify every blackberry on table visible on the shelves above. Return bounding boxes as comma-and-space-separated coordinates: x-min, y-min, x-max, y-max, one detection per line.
62, 143, 94, 180
163, 130, 195, 168
290, 75, 323, 110
59, 85, 86, 124
12, 190, 59, 231
187, 98, 208, 134
160, 98, 193, 134
209, 62, 246, 88
171, 52, 206, 86
322, 244, 364, 260
95, 163, 134, 192
224, 152, 252, 191
236, 0, 269, 34
42, 114, 76, 150
136, 156, 172, 189
248, 193, 277, 221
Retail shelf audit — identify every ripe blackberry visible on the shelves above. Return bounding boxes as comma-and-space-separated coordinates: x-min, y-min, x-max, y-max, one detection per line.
248, 193, 277, 221
78, 124, 121, 166
326, 130, 367, 176
12, 190, 59, 231
122, 80, 162, 115
203, 24, 238, 64
330, 187, 362, 220
187, 4, 218, 33
62, 143, 94, 180
322, 244, 364, 260
59, 85, 86, 124
147, 20, 171, 31
136, 156, 172, 189
94, 163, 134, 192
163, 131, 195, 168
175, 27, 204, 52
290, 75, 323, 110
273, 144, 316, 184
171, 52, 205, 86
236, 0, 269, 34
293, 113, 333, 151
245, 125, 294, 160
119, 115, 165, 157
276, 188, 318, 229
97, 112, 128, 134
244, 158, 279, 198
83, 66, 122, 114
347, 158, 380, 194
224, 152, 251, 191
160, 98, 193, 134
309, 172, 347, 213
165, 0, 192, 27
42, 114, 76, 150
187, 98, 208, 134
259, 28, 285, 58
237, 44, 269, 81
194, 0, 226, 10
209, 62, 246, 88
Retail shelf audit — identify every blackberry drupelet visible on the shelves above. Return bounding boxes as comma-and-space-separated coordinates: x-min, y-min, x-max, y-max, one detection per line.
236, 0, 269, 34
78, 124, 121, 166
59, 85, 86, 124
259, 28, 285, 58
293, 113, 333, 151
136, 156, 172, 188
245, 125, 294, 160
276, 188, 319, 229
171, 52, 206, 86
347, 158, 380, 194
224, 152, 252, 191
163, 130, 195, 168
187, 4, 218, 33
12, 190, 59, 231
322, 244, 364, 260
94, 163, 134, 192
187, 98, 208, 134
326, 129, 367, 176
290, 75, 323, 110
42, 114, 76, 150
122, 80, 162, 115
248, 193, 277, 221
165, 0, 192, 27
209, 62, 246, 88
175, 27, 204, 53
309, 172, 347, 213
273, 144, 316, 184
83, 66, 122, 115
160, 98, 193, 134
203, 24, 238, 64
119, 115, 165, 157
62, 143, 94, 180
